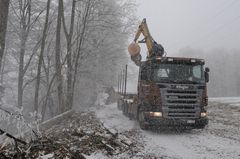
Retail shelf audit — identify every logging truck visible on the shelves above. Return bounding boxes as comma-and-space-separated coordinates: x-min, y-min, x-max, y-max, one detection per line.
117, 19, 210, 130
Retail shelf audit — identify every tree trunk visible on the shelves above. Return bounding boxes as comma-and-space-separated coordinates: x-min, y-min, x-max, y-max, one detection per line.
72, 1, 91, 103
18, 31, 27, 108
62, 0, 76, 110
0, 0, 10, 75
55, 0, 64, 114
34, 0, 51, 114
17, 0, 32, 108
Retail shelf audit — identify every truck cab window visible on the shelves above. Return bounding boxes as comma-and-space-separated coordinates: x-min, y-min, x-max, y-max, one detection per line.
192, 65, 202, 79
153, 63, 204, 83
156, 68, 169, 78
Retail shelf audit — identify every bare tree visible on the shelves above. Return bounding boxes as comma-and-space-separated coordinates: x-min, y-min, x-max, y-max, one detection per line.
41, 39, 56, 120
5, 0, 45, 108
62, 0, 76, 110
71, 0, 91, 106
17, 0, 32, 108
0, 0, 10, 75
55, 0, 64, 114
34, 0, 51, 114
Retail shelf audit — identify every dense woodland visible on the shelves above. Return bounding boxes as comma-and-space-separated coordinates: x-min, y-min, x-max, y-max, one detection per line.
0, 0, 137, 134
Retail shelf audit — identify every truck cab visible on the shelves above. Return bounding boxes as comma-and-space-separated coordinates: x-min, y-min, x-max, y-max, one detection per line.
133, 56, 209, 129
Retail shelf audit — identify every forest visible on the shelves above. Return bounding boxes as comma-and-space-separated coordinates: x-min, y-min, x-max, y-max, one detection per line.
0, 0, 136, 125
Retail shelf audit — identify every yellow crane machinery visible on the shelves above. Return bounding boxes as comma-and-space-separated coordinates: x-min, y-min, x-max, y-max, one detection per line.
133, 18, 164, 58
128, 18, 165, 66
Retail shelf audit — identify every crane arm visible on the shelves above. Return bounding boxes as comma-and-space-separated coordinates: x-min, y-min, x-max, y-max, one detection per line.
134, 19, 154, 56
133, 18, 164, 58
133, 28, 142, 43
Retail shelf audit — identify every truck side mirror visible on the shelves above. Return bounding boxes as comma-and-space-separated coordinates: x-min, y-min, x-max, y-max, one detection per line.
205, 67, 210, 83
205, 67, 210, 73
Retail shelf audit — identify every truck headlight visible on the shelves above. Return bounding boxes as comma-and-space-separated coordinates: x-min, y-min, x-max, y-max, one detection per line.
149, 112, 162, 117
201, 112, 207, 117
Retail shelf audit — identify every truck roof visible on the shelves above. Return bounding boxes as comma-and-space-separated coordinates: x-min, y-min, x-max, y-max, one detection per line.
144, 56, 205, 65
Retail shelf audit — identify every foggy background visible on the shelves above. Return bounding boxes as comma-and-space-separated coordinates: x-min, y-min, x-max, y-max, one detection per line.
126, 0, 240, 97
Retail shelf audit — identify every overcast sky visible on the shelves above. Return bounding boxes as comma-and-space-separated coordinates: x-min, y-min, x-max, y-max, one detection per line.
135, 0, 240, 56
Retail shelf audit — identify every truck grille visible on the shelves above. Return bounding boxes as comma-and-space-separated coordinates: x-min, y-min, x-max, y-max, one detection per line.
163, 88, 200, 119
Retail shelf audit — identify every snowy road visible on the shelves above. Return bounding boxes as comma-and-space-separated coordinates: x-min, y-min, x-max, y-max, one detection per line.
95, 98, 240, 159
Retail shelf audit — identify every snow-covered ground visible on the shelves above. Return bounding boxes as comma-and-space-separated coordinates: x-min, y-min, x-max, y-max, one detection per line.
95, 97, 240, 159
209, 97, 240, 106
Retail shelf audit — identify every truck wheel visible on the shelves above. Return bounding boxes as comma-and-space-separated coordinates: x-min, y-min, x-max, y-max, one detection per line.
195, 124, 206, 129
117, 100, 120, 110
122, 103, 125, 115
118, 100, 123, 110
124, 102, 130, 117
129, 113, 133, 120
138, 111, 148, 130
124, 102, 127, 116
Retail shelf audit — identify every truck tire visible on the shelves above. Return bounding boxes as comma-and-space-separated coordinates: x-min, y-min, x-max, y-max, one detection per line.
124, 101, 129, 117
122, 102, 125, 114
122, 103, 125, 115
195, 124, 206, 129
118, 99, 123, 110
117, 100, 121, 110
138, 111, 148, 130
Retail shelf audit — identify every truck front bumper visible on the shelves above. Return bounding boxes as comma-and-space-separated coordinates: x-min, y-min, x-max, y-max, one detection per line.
145, 116, 208, 129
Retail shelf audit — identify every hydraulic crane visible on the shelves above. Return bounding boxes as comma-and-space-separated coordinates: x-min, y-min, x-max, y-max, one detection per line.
133, 18, 165, 58
128, 18, 165, 66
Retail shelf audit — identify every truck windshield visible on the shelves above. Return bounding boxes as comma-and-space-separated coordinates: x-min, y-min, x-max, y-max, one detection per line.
153, 63, 204, 84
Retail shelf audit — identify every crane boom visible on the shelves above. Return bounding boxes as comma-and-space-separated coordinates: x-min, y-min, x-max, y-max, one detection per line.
133, 18, 164, 58
134, 18, 153, 54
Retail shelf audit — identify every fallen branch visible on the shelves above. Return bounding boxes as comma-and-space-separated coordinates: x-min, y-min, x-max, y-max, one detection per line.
0, 106, 39, 138
0, 129, 27, 145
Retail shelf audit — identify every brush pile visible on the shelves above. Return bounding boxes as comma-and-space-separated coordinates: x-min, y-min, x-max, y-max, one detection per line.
0, 111, 141, 158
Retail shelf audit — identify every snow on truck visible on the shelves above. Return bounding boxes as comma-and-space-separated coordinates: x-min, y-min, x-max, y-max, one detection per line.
117, 19, 210, 130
